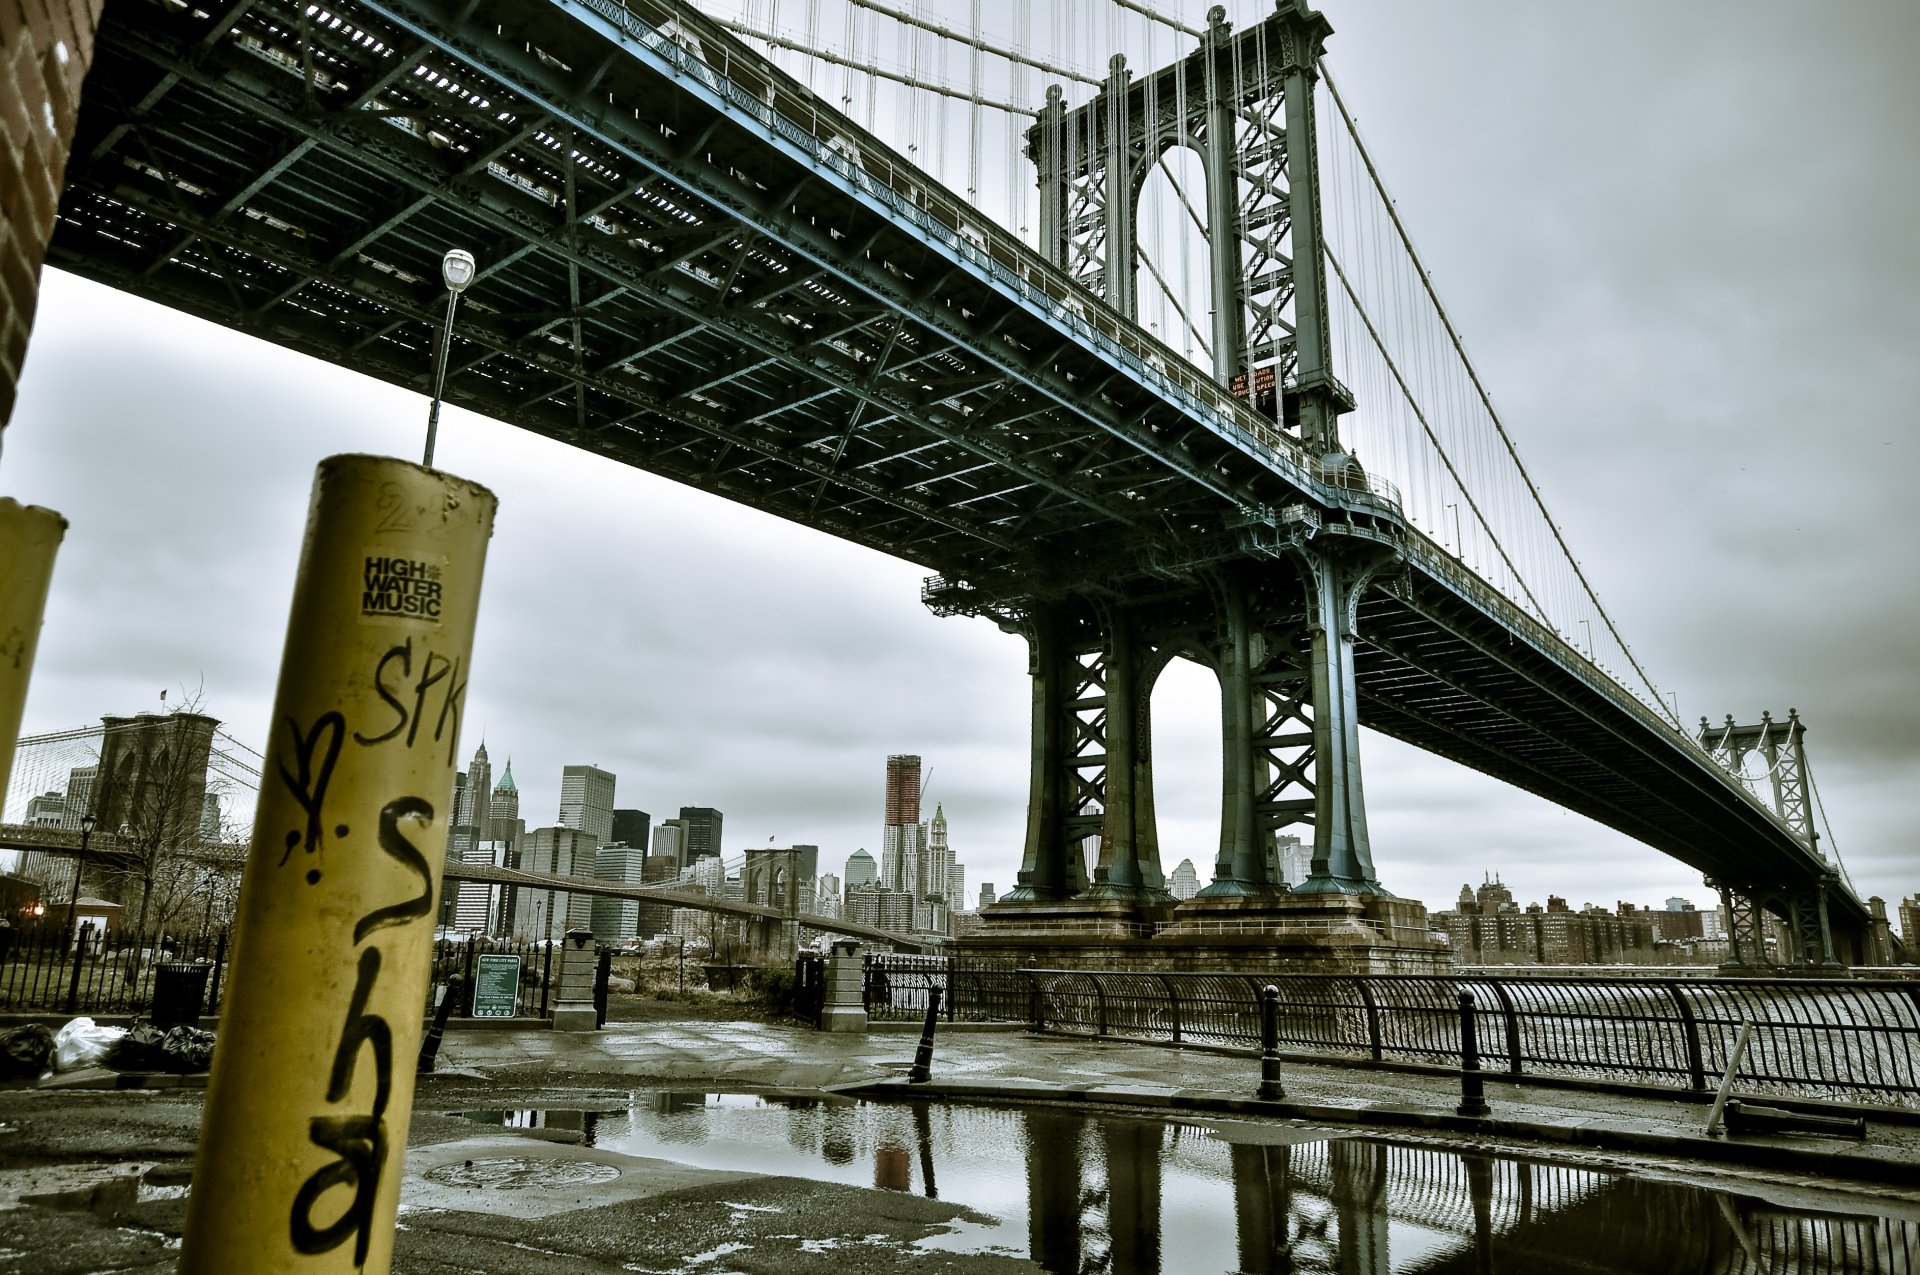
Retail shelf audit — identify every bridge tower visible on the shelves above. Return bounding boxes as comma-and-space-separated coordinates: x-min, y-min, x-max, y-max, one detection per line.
965, 0, 1434, 970
1699, 710, 1845, 969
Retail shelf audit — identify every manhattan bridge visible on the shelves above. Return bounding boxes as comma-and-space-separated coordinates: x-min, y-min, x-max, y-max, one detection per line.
25, 0, 1867, 961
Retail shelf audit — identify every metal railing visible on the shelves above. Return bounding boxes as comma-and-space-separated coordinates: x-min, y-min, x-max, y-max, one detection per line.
861, 960, 1920, 1108
0, 925, 228, 1017
557, 0, 1327, 498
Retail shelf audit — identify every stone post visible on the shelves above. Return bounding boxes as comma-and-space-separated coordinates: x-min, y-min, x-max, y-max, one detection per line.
550, 929, 600, 1031
819, 939, 867, 1033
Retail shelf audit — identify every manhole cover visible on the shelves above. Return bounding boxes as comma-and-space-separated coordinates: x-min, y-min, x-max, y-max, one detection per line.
424, 1157, 621, 1191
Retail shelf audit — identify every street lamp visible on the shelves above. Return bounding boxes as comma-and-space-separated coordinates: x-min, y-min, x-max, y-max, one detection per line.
422, 248, 478, 469
64, 813, 95, 950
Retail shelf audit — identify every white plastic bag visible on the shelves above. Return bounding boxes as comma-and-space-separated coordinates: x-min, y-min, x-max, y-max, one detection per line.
51, 1017, 127, 1073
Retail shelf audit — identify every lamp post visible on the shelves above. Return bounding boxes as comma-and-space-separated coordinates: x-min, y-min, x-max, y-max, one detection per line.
422, 248, 477, 468
64, 813, 95, 952
1444, 501, 1465, 556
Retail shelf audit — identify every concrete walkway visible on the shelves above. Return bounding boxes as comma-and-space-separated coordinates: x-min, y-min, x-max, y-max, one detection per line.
435, 1019, 1920, 1188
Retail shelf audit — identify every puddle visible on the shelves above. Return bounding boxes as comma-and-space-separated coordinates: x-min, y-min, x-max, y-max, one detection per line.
13, 1164, 187, 1216
451, 1095, 1920, 1272
423, 1157, 622, 1191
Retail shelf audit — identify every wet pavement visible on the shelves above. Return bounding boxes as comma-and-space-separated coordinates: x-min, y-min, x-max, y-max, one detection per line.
2, 1015, 1917, 1273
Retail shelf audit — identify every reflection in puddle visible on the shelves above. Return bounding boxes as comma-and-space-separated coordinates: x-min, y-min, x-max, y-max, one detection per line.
453, 1096, 1920, 1273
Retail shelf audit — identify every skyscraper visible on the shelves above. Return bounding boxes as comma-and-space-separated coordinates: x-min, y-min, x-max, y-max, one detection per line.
880, 755, 921, 893
1168, 859, 1201, 900
559, 765, 616, 843
456, 742, 493, 829
844, 848, 877, 892
677, 807, 724, 863
518, 826, 598, 940
926, 804, 953, 902
592, 842, 645, 943
612, 809, 651, 852
489, 760, 522, 844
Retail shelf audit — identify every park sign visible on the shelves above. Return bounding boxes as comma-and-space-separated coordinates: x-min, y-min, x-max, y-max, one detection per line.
471, 954, 521, 1018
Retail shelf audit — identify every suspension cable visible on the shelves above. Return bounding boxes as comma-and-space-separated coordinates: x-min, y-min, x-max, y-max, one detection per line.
1109, 0, 1201, 39
839, 0, 1100, 85
722, 20, 1033, 113
1325, 245, 1552, 624
1318, 61, 1678, 727
1135, 245, 1212, 357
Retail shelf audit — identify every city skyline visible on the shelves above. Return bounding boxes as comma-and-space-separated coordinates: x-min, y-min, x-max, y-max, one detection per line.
2, 0, 1914, 917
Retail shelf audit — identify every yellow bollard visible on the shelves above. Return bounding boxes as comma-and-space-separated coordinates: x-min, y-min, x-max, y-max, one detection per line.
180, 456, 495, 1275
0, 499, 68, 797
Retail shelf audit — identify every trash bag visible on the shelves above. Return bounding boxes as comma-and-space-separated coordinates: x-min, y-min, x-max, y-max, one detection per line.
0, 1025, 55, 1080
52, 1017, 128, 1072
108, 1023, 168, 1072
158, 1025, 215, 1074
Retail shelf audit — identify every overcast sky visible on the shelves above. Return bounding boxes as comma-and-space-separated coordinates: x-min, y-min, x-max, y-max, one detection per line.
3, 0, 1915, 917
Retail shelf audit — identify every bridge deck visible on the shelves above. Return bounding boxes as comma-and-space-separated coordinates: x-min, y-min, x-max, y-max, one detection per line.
44, 0, 1855, 924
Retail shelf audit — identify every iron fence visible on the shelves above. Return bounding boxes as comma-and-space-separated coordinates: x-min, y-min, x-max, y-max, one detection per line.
426, 934, 555, 1020
0, 924, 228, 1016
861, 959, 1920, 1108
864, 956, 1031, 1024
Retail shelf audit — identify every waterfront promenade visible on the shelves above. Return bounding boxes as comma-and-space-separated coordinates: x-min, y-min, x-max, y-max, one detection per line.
4, 1013, 1918, 1272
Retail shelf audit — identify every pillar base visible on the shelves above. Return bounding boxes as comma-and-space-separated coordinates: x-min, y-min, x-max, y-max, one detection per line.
550, 1005, 598, 1032
819, 1006, 869, 1033
959, 891, 1443, 974
978, 895, 1177, 939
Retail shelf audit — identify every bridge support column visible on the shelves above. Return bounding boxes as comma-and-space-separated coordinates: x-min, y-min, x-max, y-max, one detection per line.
1197, 574, 1286, 898
1085, 608, 1171, 904
1288, 548, 1386, 896
1784, 880, 1842, 968
1718, 884, 1772, 970
996, 604, 1094, 905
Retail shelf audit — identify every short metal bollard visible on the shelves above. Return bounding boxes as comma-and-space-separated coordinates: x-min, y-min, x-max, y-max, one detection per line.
418, 974, 466, 1075
1257, 984, 1286, 1100
907, 986, 944, 1084
1456, 990, 1491, 1118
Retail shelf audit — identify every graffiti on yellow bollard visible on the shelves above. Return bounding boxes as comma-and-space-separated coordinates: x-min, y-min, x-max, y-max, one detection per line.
180, 456, 495, 1275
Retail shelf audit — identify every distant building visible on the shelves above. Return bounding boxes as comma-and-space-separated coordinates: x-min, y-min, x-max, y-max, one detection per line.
489, 760, 522, 844
559, 765, 616, 843
59, 765, 97, 829
844, 848, 878, 892
456, 743, 493, 829
881, 755, 921, 895
612, 809, 651, 855
23, 791, 64, 826
592, 841, 646, 943
1273, 835, 1312, 887
979, 883, 997, 911
814, 873, 842, 919
451, 840, 512, 933
1440, 887, 1658, 966
650, 823, 684, 874
1899, 896, 1920, 957
1168, 859, 1201, 900
789, 844, 820, 885
516, 826, 598, 941
950, 863, 964, 915
677, 807, 724, 864
845, 883, 914, 933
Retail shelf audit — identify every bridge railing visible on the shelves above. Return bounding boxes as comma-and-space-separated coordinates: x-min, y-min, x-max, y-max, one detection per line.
568, 0, 1319, 493
863, 959, 1920, 1108
1396, 528, 1834, 875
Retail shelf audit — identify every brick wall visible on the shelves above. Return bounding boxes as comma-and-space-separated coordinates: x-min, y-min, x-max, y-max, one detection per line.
1, 0, 103, 428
